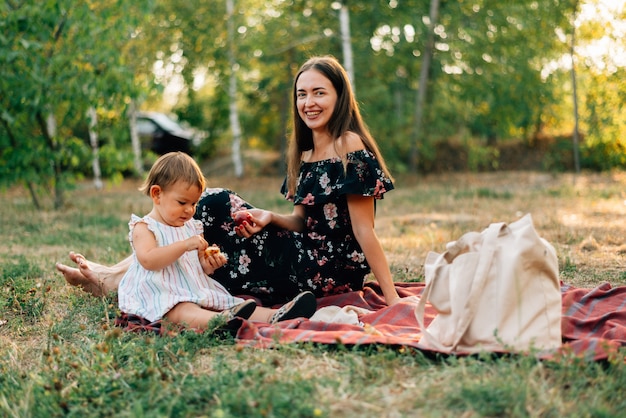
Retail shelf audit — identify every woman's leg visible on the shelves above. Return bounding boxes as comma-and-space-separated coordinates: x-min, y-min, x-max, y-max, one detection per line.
249, 291, 317, 324
56, 251, 131, 296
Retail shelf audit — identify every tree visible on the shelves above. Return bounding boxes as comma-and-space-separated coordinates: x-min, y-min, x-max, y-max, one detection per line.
0, 1, 152, 208
226, 0, 244, 177
338, 1, 355, 88
410, 0, 439, 173
569, 1, 582, 174
572, 0, 626, 170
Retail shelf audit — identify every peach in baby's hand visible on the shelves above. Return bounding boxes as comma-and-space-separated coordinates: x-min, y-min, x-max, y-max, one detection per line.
205, 246, 221, 256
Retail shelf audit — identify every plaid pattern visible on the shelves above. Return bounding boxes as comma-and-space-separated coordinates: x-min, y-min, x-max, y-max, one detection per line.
236, 282, 625, 362
115, 281, 626, 361
114, 312, 197, 336
115, 312, 166, 335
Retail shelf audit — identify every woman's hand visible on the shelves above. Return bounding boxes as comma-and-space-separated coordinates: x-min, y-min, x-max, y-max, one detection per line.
233, 209, 272, 238
387, 296, 403, 306
388, 295, 420, 306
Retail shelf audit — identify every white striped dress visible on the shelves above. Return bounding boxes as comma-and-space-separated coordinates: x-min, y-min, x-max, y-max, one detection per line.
118, 214, 243, 322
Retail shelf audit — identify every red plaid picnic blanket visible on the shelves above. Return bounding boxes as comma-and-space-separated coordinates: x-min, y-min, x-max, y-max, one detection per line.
234, 282, 626, 361
114, 281, 626, 361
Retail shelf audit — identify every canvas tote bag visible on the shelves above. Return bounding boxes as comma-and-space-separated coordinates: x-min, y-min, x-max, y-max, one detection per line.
415, 214, 562, 354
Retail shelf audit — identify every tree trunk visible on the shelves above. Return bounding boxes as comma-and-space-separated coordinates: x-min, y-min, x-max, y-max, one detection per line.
227, 0, 244, 178
570, 4, 581, 175
45, 113, 64, 209
410, 0, 440, 173
339, 1, 355, 90
127, 101, 144, 177
26, 182, 41, 210
87, 107, 103, 190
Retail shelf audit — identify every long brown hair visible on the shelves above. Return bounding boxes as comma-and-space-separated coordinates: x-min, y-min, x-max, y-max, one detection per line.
286, 55, 393, 194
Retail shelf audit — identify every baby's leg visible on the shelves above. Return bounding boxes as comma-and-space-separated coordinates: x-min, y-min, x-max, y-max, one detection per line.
164, 302, 223, 329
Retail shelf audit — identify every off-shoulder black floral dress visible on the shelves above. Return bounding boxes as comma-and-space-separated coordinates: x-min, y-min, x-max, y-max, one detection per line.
195, 150, 394, 306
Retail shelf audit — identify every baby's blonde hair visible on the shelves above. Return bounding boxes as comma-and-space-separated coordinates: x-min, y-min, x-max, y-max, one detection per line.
139, 152, 206, 196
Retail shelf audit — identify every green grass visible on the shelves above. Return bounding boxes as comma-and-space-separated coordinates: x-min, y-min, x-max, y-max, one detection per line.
1, 171, 625, 417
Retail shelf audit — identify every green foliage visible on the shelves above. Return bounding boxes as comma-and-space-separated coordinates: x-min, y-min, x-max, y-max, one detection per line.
468, 144, 500, 172
575, 66, 626, 171
0, 1, 154, 208
2, 0, 625, 210
581, 140, 626, 171
97, 144, 139, 178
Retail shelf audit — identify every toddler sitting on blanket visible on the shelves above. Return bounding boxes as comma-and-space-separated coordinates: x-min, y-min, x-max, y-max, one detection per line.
117, 152, 317, 332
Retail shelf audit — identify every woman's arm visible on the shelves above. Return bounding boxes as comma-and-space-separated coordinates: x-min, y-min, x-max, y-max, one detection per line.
132, 222, 208, 271
234, 205, 306, 237
347, 194, 401, 306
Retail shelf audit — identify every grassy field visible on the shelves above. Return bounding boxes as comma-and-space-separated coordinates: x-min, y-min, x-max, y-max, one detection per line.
1, 170, 625, 417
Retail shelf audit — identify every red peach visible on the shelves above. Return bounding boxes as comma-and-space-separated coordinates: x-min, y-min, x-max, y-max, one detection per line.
233, 211, 250, 226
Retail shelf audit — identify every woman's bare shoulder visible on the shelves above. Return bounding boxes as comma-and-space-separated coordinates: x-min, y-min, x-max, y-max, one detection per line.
339, 131, 365, 154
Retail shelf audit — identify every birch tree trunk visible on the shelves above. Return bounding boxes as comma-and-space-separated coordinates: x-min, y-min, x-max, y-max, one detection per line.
570, 3, 581, 175
87, 107, 103, 190
410, 0, 439, 173
227, 0, 244, 177
127, 101, 144, 176
339, 1, 355, 90
46, 113, 65, 208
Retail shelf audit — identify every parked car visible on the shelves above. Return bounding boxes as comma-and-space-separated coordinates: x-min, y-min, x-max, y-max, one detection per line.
135, 111, 204, 155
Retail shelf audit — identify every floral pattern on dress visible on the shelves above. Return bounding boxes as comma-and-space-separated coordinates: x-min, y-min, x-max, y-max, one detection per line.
193, 150, 393, 306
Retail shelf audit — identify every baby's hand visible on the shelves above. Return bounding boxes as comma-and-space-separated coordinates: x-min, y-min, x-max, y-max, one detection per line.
185, 235, 208, 252
200, 244, 227, 274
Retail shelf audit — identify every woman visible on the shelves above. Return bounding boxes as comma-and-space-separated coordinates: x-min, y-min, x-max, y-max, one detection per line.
57, 55, 402, 307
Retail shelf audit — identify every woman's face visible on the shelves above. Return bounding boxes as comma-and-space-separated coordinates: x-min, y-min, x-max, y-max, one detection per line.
295, 69, 338, 134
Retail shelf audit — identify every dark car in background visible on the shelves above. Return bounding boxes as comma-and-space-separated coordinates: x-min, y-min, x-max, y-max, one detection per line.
136, 111, 204, 155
